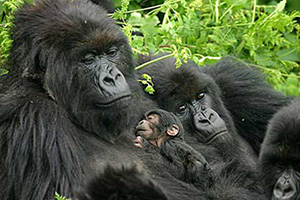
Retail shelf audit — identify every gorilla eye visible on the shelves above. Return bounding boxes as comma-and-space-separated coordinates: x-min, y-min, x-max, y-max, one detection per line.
177, 104, 187, 113
147, 115, 154, 120
107, 46, 118, 57
196, 92, 205, 100
82, 53, 95, 65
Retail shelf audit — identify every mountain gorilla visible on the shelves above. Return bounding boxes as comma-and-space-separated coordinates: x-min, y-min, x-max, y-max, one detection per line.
259, 100, 300, 200
0, 0, 210, 199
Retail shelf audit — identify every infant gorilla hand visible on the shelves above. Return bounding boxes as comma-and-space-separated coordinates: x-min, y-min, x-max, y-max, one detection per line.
133, 136, 152, 149
133, 136, 158, 153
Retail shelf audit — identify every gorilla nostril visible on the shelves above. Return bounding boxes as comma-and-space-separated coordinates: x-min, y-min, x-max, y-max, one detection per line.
103, 77, 115, 86
115, 73, 121, 80
139, 120, 144, 125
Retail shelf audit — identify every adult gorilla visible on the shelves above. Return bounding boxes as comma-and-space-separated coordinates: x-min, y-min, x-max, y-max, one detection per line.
259, 100, 300, 200
0, 0, 205, 199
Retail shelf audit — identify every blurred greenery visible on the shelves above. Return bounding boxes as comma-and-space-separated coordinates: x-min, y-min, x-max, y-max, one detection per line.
1, 0, 300, 96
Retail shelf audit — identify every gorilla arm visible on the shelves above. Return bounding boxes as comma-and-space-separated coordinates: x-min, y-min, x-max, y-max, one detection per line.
0, 92, 86, 200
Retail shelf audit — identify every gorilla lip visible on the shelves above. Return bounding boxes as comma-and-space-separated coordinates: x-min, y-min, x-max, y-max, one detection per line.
96, 94, 132, 107
205, 130, 227, 144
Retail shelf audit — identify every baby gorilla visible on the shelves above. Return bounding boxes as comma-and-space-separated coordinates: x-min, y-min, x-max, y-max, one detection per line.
134, 109, 210, 187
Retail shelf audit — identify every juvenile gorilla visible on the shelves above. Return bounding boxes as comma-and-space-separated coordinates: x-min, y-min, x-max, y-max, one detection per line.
0, 1, 207, 200
259, 100, 300, 200
134, 109, 210, 187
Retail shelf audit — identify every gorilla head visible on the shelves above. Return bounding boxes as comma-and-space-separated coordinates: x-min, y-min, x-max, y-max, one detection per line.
259, 100, 300, 200
10, 0, 143, 142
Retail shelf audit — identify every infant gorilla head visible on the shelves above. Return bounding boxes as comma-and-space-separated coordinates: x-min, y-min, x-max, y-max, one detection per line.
134, 109, 184, 148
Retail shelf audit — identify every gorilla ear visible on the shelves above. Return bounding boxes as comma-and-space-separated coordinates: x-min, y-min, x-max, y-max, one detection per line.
167, 124, 180, 136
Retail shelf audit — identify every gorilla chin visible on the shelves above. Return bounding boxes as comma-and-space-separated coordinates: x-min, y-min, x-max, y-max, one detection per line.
205, 130, 228, 145
96, 94, 132, 107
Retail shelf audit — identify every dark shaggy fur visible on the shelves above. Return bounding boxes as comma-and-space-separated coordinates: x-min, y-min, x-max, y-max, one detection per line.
137, 56, 267, 199
90, 0, 115, 13
201, 57, 289, 154
259, 100, 300, 199
138, 55, 289, 154
76, 165, 168, 200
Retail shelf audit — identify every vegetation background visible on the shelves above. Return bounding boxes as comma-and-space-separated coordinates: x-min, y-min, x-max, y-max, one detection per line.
1, 0, 300, 96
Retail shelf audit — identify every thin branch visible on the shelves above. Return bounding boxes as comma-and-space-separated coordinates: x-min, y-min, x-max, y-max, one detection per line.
135, 53, 174, 70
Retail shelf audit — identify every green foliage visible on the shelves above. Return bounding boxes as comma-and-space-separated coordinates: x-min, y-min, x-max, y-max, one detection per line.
54, 192, 70, 200
0, 0, 26, 67
114, 0, 300, 96
138, 73, 155, 94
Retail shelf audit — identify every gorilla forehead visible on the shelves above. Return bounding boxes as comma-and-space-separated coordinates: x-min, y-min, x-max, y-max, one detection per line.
13, 0, 125, 51
266, 100, 300, 144
151, 61, 220, 102
261, 100, 300, 160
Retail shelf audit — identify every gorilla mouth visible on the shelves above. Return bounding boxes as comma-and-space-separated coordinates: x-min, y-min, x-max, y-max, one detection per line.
205, 130, 227, 144
135, 128, 147, 136
96, 94, 132, 107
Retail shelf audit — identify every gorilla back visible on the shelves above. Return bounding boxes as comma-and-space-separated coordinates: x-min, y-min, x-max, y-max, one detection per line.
0, 0, 204, 199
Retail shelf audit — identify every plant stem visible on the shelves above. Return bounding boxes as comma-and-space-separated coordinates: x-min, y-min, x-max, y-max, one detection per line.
135, 53, 175, 70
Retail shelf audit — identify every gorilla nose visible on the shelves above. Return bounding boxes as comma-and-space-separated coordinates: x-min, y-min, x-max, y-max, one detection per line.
273, 177, 297, 200
103, 76, 115, 86
138, 120, 145, 125
97, 66, 131, 97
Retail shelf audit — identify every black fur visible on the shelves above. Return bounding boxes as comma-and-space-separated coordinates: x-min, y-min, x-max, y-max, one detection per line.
76, 165, 168, 200
138, 56, 289, 154
201, 57, 289, 154
89, 0, 115, 13
136, 109, 211, 188
259, 100, 300, 199
137, 56, 267, 199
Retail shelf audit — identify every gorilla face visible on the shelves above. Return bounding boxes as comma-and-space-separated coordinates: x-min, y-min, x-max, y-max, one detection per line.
11, 0, 139, 141
175, 90, 228, 145
138, 57, 236, 146
259, 100, 300, 200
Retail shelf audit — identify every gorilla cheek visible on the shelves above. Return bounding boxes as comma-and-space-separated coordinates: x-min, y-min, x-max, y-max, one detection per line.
192, 107, 228, 144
